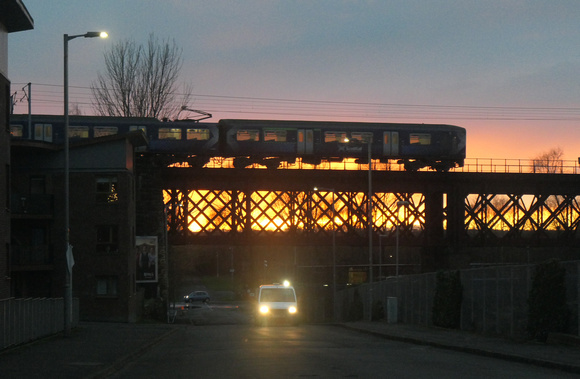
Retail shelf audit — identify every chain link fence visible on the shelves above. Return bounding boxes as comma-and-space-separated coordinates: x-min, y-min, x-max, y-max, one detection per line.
338, 261, 579, 339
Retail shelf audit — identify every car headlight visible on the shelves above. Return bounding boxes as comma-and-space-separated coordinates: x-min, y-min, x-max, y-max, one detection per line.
288, 306, 297, 314
259, 305, 269, 314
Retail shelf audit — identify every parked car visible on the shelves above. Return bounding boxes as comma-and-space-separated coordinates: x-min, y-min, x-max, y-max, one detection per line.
184, 290, 210, 303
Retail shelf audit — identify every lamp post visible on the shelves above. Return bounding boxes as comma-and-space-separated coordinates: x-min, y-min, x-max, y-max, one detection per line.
367, 138, 373, 321
314, 187, 336, 320
63, 31, 107, 336
396, 200, 409, 277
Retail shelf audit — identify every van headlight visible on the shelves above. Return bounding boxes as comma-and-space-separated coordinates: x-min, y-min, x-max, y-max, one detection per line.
288, 306, 297, 314
259, 305, 269, 314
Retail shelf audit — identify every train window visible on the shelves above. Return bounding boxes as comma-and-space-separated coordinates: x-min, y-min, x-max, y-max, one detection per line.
130, 125, 147, 133
11, 125, 23, 138
350, 132, 373, 144
324, 131, 348, 143
69, 126, 89, 138
159, 128, 182, 140
264, 129, 287, 142
237, 129, 260, 142
410, 133, 431, 145
186, 128, 210, 140
94, 126, 118, 138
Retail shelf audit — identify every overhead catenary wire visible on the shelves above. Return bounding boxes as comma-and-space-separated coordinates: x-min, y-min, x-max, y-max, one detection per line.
9, 82, 580, 121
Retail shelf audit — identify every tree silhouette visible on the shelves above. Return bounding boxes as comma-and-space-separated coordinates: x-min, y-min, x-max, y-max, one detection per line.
531, 147, 564, 173
91, 34, 192, 120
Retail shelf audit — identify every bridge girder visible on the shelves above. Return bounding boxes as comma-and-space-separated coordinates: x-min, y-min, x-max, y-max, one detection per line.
158, 169, 580, 248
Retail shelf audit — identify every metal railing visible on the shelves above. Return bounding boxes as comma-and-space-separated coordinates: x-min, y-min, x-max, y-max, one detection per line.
181, 157, 580, 174
0, 297, 79, 350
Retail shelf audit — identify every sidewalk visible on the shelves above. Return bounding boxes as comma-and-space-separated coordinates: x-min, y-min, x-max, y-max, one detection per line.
1, 321, 579, 378
339, 321, 580, 375
0, 322, 178, 379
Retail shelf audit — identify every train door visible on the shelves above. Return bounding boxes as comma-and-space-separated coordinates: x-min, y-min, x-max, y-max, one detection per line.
34, 124, 52, 142
382, 131, 398, 157
297, 129, 314, 155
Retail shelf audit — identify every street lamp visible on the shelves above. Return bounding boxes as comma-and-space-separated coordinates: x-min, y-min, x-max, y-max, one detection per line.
314, 186, 337, 320
396, 201, 409, 277
367, 138, 373, 321
63, 31, 107, 336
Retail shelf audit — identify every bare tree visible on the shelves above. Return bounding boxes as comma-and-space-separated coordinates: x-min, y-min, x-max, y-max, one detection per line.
70, 103, 83, 116
531, 147, 564, 173
91, 34, 192, 119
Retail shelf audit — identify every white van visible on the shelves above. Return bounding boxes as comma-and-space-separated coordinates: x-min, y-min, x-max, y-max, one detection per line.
255, 282, 298, 325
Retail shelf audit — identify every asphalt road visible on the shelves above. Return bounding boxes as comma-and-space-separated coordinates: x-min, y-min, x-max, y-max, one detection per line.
107, 304, 579, 379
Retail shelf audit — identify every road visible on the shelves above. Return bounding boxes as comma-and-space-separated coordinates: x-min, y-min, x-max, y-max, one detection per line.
108, 302, 578, 378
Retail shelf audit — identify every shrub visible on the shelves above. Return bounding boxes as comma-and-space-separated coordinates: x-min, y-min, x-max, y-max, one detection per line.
527, 259, 570, 342
372, 300, 385, 321
432, 270, 462, 329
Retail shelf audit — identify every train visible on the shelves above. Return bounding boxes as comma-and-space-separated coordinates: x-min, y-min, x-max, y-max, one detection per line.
9, 114, 466, 171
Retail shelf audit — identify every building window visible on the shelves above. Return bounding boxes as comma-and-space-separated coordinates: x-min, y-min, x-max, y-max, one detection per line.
96, 276, 118, 296
96, 177, 118, 203
96, 225, 118, 254
30, 176, 46, 194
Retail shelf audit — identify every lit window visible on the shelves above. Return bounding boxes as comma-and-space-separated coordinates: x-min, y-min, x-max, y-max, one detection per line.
324, 131, 348, 143
350, 132, 373, 144
96, 177, 118, 203
94, 126, 118, 137
130, 125, 147, 133
236, 129, 260, 141
69, 126, 89, 138
11, 125, 23, 138
264, 129, 287, 142
96, 276, 118, 296
96, 225, 118, 254
410, 133, 431, 145
158, 128, 182, 140
186, 128, 210, 140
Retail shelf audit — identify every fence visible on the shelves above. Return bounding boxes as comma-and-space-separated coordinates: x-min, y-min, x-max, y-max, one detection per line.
0, 297, 79, 350
337, 261, 579, 339
199, 157, 580, 174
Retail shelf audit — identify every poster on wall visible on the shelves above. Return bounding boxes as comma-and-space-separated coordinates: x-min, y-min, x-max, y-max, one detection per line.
136, 236, 158, 283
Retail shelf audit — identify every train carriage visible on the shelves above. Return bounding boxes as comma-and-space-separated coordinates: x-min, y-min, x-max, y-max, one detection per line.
10, 115, 466, 171
219, 119, 466, 171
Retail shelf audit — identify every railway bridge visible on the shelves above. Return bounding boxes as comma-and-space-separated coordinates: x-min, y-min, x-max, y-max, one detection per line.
147, 163, 580, 276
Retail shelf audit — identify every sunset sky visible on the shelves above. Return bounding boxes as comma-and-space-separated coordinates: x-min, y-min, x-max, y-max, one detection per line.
8, 1, 580, 162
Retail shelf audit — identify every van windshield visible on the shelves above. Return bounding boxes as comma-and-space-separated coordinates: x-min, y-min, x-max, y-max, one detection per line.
260, 288, 295, 302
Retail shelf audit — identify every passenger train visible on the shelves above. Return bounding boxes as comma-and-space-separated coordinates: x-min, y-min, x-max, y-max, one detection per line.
10, 114, 466, 171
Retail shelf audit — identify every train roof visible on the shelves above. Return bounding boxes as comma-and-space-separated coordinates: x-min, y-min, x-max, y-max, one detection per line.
218, 119, 465, 132
9, 114, 161, 125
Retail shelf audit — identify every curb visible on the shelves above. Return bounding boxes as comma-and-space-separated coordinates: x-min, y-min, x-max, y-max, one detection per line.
335, 324, 580, 375
86, 327, 179, 379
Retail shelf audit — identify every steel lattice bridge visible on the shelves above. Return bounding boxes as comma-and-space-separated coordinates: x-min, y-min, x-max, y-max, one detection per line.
159, 166, 580, 249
